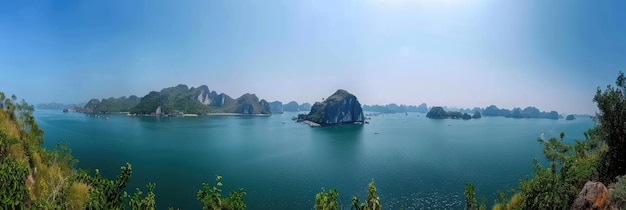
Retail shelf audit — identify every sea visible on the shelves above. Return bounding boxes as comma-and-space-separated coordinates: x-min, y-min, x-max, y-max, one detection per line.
34, 110, 595, 209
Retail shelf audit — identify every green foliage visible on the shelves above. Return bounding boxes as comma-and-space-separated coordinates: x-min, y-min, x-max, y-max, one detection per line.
129, 183, 157, 210
66, 181, 91, 210
78, 163, 133, 210
593, 71, 626, 182
611, 175, 626, 209
131, 85, 214, 115
464, 183, 477, 210
518, 131, 603, 209
350, 180, 381, 210
463, 183, 487, 210
314, 188, 339, 210
0, 156, 29, 209
426, 107, 477, 120
306, 101, 326, 123
85, 96, 140, 114
197, 175, 247, 210
131, 91, 163, 115
46, 142, 79, 171
130, 85, 271, 115
467, 127, 604, 210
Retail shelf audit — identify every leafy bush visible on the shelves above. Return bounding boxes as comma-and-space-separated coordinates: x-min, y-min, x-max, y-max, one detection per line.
0, 157, 29, 209
314, 188, 339, 210
197, 175, 246, 210
611, 175, 626, 209
129, 183, 157, 210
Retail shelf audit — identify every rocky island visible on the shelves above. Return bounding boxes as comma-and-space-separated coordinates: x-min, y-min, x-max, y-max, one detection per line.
81, 84, 272, 116
299, 89, 365, 126
426, 106, 481, 120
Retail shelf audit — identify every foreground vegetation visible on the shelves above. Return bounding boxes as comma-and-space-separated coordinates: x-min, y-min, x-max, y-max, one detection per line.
464, 72, 626, 209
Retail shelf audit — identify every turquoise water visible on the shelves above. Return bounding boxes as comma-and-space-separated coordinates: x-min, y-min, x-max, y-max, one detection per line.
35, 110, 595, 209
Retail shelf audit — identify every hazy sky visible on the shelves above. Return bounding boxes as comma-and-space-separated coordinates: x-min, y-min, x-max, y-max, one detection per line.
1, 0, 625, 114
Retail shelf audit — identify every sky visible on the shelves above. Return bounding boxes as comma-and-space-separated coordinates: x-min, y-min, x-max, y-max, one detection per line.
1, 0, 625, 114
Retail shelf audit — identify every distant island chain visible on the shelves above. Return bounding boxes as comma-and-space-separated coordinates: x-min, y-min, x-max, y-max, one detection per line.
38, 84, 574, 127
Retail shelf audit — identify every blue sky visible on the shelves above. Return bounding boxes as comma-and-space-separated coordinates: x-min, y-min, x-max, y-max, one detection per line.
1, 0, 624, 114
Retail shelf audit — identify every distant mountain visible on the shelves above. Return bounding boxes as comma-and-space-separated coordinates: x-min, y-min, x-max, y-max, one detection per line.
129, 84, 271, 115
426, 106, 476, 120
299, 103, 311, 111
83, 95, 140, 113
37, 102, 80, 110
266, 101, 310, 113
283, 101, 299, 112
269, 101, 284, 114
362, 103, 428, 113
483, 105, 558, 120
304, 89, 364, 126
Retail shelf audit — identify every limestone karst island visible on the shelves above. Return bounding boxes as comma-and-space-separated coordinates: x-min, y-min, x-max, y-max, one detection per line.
295, 89, 365, 127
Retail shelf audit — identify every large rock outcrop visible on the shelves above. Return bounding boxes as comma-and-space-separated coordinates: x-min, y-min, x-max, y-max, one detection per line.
304, 89, 364, 126
572, 181, 613, 210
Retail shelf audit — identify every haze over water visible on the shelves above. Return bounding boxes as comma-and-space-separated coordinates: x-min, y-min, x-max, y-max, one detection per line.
36, 110, 594, 209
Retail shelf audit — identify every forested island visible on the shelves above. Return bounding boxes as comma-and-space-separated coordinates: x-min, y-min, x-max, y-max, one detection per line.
566, 114, 576, 120
423, 105, 560, 120
426, 106, 481, 120
78, 84, 315, 116
79, 84, 272, 116
483, 105, 559, 119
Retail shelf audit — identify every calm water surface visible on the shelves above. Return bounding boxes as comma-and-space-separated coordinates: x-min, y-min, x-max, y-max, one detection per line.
35, 110, 594, 209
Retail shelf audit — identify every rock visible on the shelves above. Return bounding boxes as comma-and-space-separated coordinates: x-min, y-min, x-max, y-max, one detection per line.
572, 181, 613, 210
304, 89, 364, 126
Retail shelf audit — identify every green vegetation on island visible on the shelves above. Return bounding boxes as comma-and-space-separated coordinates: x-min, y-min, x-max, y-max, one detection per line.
77, 84, 273, 115
483, 105, 559, 120
566, 114, 576, 120
83, 95, 140, 114
425, 106, 478, 120
125, 84, 271, 115
304, 89, 365, 126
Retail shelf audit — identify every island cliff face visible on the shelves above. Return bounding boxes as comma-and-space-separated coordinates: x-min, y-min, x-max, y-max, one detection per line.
305, 89, 364, 126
